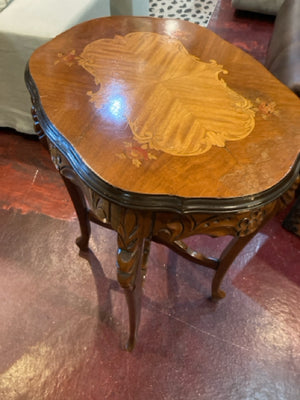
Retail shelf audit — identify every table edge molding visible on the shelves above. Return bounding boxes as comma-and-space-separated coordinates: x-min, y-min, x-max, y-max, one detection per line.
25, 63, 300, 215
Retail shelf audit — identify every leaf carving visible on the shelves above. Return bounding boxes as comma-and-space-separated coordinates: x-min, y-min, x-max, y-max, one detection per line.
78, 32, 256, 156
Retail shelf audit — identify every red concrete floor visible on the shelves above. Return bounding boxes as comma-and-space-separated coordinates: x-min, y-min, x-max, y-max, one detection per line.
1, 2, 300, 399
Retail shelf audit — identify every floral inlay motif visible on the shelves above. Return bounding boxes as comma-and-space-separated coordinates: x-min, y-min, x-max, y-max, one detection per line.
55, 50, 80, 67
254, 97, 279, 120
116, 141, 158, 168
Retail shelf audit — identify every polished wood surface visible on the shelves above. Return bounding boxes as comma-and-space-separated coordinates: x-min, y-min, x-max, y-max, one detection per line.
26, 17, 300, 350
27, 17, 300, 211
78, 32, 255, 157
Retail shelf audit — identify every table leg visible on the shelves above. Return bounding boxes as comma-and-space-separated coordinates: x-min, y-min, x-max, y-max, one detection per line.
123, 267, 144, 352
61, 171, 91, 252
210, 201, 281, 299
141, 238, 151, 282
211, 232, 256, 300
114, 209, 151, 351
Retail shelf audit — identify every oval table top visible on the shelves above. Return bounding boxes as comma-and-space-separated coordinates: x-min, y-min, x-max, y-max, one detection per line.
26, 16, 300, 213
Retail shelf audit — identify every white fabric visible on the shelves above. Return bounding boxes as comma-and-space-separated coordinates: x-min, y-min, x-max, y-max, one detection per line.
0, 0, 150, 134
111, 0, 149, 16
0, 0, 111, 134
0, 0, 12, 12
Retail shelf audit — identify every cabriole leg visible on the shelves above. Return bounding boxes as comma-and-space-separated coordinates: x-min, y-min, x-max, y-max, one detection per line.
141, 238, 151, 282
211, 233, 256, 300
61, 170, 91, 252
114, 208, 151, 351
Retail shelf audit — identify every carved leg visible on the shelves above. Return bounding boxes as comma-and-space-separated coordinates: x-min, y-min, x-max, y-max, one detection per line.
61, 171, 91, 251
211, 202, 281, 300
211, 233, 256, 300
115, 209, 151, 351
141, 238, 151, 282
123, 265, 144, 352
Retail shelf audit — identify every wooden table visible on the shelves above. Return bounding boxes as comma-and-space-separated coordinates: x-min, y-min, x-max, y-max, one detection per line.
25, 16, 300, 350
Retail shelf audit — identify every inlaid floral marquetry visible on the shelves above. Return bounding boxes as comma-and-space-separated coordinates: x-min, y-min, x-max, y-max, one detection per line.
254, 97, 279, 120
75, 32, 256, 156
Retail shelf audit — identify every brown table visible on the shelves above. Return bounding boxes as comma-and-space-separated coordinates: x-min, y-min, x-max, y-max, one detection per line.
25, 16, 300, 350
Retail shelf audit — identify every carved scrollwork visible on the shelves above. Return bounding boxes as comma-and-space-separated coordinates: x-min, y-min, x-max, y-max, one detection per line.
237, 208, 267, 236
115, 208, 143, 290
89, 191, 111, 224
48, 141, 64, 171
31, 106, 45, 139
154, 202, 276, 243
48, 142, 80, 186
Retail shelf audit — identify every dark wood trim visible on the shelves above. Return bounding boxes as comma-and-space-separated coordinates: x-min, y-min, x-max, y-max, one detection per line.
25, 63, 300, 215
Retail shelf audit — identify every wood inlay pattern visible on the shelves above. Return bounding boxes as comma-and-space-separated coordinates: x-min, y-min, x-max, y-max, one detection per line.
25, 16, 300, 350
78, 32, 256, 156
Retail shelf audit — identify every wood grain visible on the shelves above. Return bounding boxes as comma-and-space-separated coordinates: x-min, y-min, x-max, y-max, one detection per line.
78, 32, 255, 157
27, 16, 300, 208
